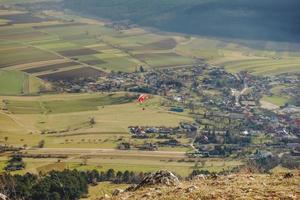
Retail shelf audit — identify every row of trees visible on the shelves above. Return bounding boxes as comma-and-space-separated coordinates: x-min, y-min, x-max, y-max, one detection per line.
0, 170, 88, 200
0, 169, 146, 200
4, 155, 25, 171
86, 169, 145, 184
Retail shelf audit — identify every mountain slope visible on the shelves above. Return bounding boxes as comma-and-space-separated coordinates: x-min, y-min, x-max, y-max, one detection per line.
64, 0, 300, 42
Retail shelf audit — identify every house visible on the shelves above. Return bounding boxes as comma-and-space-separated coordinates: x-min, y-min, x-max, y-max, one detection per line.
241, 101, 256, 107
293, 119, 300, 128
138, 143, 158, 151
180, 122, 197, 132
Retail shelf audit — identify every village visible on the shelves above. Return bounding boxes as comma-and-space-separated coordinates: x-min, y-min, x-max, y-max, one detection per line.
47, 64, 300, 160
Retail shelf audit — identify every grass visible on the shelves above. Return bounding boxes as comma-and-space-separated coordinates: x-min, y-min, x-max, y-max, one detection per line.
0, 70, 46, 95
0, 70, 25, 95
2, 153, 242, 178
0, 112, 42, 146
0, 112, 23, 132
0, 46, 59, 67
0, 19, 9, 25
83, 182, 129, 200
69, 158, 242, 177
117, 173, 300, 200
223, 58, 300, 75
0, 93, 192, 148
34, 41, 78, 51
176, 37, 300, 75
5, 93, 133, 114
261, 95, 290, 107
134, 52, 196, 68
0, 161, 7, 173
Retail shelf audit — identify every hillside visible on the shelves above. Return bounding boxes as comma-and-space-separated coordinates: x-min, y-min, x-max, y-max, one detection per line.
64, 0, 300, 43
109, 171, 299, 200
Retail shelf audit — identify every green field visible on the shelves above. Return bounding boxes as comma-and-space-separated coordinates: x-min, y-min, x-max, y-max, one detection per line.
0, 7, 299, 75
0, 93, 192, 148
261, 95, 290, 107
222, 58, 300, 75
176, 37, 300, 75
0, 70, 46, 95
5, 93, 134, 114
4, 156, 242, 178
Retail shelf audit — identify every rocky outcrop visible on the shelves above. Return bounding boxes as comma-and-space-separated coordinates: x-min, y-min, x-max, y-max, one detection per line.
127, 170, 180, 191
110, 172, 299, 200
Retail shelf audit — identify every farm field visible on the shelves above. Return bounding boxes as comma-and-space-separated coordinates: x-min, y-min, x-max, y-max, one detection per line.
0, 70, 47, 95
176, 37, 300, 75
0, 8, 197, 77
0, 6, 298, 82
261, 95, 290, 107
0, 92, 193, 148
222, 58, 300, 75
3, 151, 243, 177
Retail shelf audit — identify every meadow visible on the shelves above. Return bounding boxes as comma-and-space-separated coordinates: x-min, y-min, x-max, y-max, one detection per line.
0, 92, 192, 148
0, 70, 47, 95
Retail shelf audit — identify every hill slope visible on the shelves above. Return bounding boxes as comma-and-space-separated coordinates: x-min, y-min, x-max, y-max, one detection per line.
110, 172, 299, 200
64, 0, 300, 43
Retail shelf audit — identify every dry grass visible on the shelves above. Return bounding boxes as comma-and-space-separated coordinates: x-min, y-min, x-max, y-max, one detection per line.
111, 172, 300, 200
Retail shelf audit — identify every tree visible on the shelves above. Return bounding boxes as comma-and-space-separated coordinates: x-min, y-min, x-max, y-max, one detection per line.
106, 169, 115, 181
89, 117, 96, 127
122, 170, 130, 183
115, 171, 123, 183
139, 66, 145, 72
38, 140, 45, 148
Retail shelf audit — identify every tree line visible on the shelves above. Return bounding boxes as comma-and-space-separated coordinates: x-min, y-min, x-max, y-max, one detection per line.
0, 169, 145, 200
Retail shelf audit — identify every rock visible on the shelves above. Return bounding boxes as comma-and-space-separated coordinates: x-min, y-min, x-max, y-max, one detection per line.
210, 173, 218, 180
112, 189, 124, 196
131, 170, 180, 191
125, 184, 137, 192
0, 193, 8, 200
141, 192, 151, 199
283, 172, 293, 179
193, 174, 207, 180
103, 194, 110, 199
185, 185, 198, 193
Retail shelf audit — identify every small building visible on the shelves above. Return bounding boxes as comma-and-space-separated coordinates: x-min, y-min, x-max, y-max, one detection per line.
170, 107, 184, 112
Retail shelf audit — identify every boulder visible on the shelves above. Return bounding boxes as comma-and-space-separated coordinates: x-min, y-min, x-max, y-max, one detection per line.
129, 170, 180, 191
0, 193, 8, 200
193, 174, 207, 180
185, 185, 198, 193
112, 189, 124, 196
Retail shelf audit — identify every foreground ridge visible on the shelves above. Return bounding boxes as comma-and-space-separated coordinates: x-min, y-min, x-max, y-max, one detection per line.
105, 170, 299, 200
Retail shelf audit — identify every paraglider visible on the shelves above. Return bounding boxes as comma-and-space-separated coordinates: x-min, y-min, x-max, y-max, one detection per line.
137, 94, 149, 110
137, 94, 149, 103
